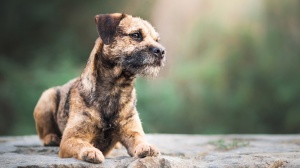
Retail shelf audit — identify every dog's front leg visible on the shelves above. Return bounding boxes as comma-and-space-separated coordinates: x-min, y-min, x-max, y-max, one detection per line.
58, 115, 105, 164
119, 111, 160, 158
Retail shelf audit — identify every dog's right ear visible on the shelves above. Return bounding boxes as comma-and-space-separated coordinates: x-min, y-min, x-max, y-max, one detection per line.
95, 13, 127, 45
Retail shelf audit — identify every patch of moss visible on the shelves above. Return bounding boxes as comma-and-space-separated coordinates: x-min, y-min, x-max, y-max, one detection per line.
209, 139, 250, 150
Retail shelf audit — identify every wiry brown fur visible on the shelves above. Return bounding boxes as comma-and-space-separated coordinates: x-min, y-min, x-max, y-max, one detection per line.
33, 13, 166, 164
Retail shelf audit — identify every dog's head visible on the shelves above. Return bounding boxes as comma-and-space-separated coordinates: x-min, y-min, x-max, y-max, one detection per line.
94, 13, 166, 77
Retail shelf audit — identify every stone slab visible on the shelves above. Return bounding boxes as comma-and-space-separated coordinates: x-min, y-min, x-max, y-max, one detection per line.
1, 134, 300, 167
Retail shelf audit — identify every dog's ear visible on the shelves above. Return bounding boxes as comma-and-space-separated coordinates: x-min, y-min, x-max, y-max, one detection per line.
95, 13, 127, 45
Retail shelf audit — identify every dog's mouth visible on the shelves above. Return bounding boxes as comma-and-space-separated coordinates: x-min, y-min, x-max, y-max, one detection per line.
122, 50, 166, 77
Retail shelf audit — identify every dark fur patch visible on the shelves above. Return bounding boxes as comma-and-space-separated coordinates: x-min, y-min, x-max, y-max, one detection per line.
99, 53, 118, 69
122, 48, 160, 74
54, 89, 61, 122
93, 127, 114, 153
64, 89, 71, 117
100, 89, 121, 129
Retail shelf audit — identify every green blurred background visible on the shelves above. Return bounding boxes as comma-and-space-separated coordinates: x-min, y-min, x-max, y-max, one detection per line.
1, 0, 299, 135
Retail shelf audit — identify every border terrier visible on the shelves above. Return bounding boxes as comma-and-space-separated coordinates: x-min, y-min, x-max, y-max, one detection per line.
33, 13, 166, 163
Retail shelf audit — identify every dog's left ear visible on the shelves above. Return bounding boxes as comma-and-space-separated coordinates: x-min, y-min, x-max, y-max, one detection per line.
95, 13, 127, 45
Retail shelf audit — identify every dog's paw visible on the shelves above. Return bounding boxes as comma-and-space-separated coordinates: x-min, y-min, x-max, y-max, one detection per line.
134, 143, 160, 158
79, 147, 105, 164
43, 133, 60, 146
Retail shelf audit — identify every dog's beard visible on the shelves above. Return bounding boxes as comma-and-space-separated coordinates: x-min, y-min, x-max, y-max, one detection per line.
137, 66, 161, 77
122, 50, 166, 77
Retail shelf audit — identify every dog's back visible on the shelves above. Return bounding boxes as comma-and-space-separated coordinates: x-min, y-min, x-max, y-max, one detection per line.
33, 78, 77, 145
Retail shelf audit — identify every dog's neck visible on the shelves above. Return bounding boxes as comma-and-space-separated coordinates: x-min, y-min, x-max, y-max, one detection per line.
80, 38, 135, 94
79, 38, 136, 122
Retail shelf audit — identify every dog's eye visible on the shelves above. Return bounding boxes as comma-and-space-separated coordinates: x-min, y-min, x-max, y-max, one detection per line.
130, 33, 142, 41
156, 38, 160, 42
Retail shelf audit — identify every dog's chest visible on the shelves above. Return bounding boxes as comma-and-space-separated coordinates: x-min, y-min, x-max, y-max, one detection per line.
95, 90, 121, 129
93, 124, 116, 152
97, 86, 133, 124
100, 95, 120, 122
86, 95, 120, 152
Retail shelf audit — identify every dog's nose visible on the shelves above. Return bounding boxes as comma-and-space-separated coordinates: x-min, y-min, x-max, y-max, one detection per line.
150, 47, 165, 59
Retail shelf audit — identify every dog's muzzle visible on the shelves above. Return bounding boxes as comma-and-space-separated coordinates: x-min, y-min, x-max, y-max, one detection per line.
122, 45, 166, 76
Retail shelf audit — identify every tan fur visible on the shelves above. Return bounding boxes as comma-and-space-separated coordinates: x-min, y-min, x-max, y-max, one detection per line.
33, 13, 166, 164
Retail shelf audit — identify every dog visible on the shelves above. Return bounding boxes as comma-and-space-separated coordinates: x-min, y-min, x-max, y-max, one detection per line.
33, 13, 166, 164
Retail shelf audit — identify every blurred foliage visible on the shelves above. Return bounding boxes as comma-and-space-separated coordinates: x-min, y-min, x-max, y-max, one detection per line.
137, 0, 300, 134
0, 0, 300, 135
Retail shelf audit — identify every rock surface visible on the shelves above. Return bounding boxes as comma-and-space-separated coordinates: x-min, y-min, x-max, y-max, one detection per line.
1, 134, 300, 168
